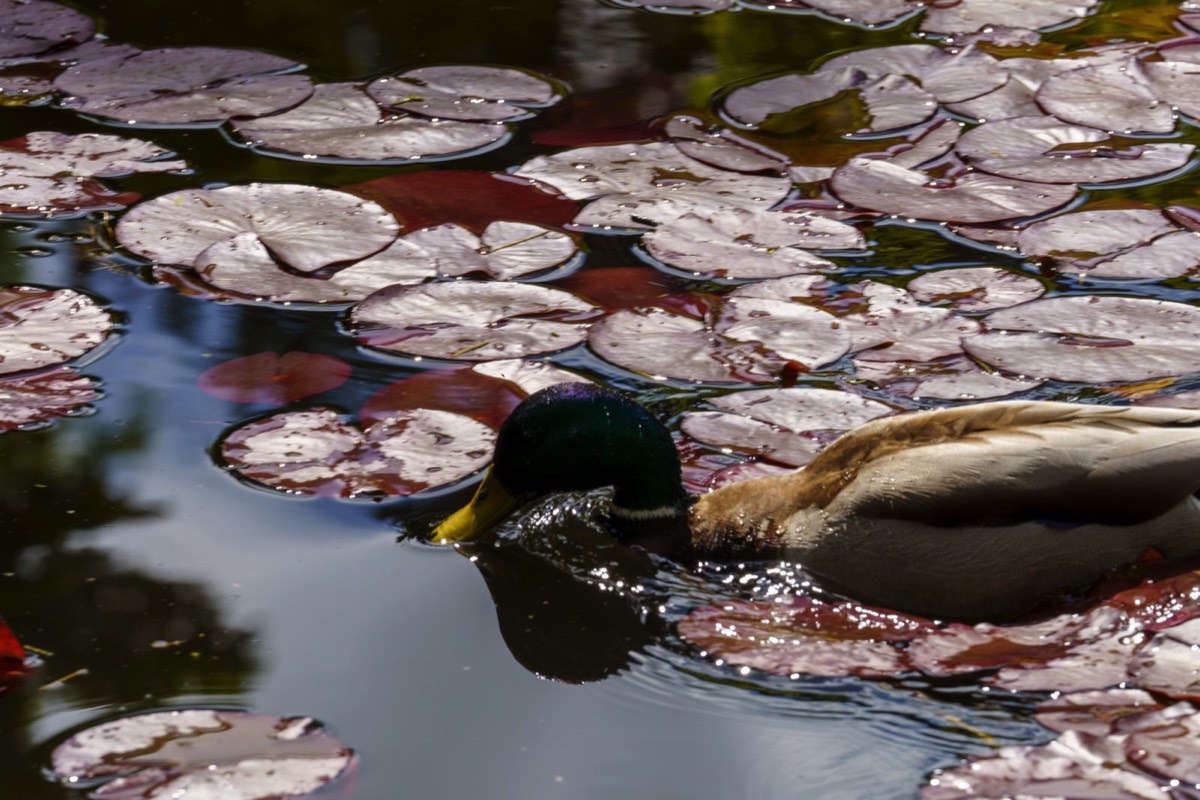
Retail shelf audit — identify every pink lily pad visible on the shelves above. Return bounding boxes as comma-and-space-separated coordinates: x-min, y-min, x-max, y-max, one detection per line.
0, 285, 113, 375
608, 0, 733, 13
964, 296, 1200, 383
830, 157, 1077, 223
232, 82, 507, 163
853, 354, 1043, 400
1034, 689, 1162, 736
1036, 57, 1175, 134
0, 366, 99, 430
664, 115, 790, 174
0, 39, 140, 100
738, 0, 922, 27
920, 0, 1099, 34
50, 709, 356, 800
402, 221, 579, 280
906, 267, 1045, 312
55, 46, 313, 126
1017, 208, 1200, 280
366, 65, 560, 122
197, 352, 351, 404
221, 406, 494, 498
641, 207, 865, 279
350, 281, 597, 361
0, 0, 94, 59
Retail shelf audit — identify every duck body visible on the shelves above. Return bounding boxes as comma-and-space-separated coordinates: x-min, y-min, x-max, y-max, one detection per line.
433, 384, 1200, 620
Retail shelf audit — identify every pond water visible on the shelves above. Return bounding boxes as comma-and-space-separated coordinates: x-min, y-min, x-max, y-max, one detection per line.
5, 0, 1200, 798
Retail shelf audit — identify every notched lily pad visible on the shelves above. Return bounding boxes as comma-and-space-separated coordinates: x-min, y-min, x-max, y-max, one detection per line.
0, 0, 95, 59
641, 208, 865, 279
403, 221, 579, 280
350, 281, 597, 361
854, 354, 1042, 400
367, 65, 560, 122
906, 267, 1045, 312
221, 406, 495, 498
0, 285, 113, 375
232, 82, 507, 163
55, 46, 313, 126
198, 352, 351, 404
50, 709, 356, 800
0, 366, 99, 430
920, 0, 1099, 34
1017, 208, 1200, 280
964, 296, 1200, 383
0, 131, 186, 215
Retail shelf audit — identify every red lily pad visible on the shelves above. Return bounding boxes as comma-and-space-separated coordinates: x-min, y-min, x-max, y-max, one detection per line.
350, 281, 597, 362
552, 265, 690, 312
0, 613, 25, 663
0, 286, 113, 375
1017, 208, 1200, 280
513, 141, 791, 230
964, 296, 1200, 383
366, 65, 560, 122
0, 366, 99, 430
198, 352, 351, 405
955, 116, 1194, 185
231, 82, 507, 163
117, 183, 399, 273
346, 170, 579, 234
919, 0, 1099, 34
50, 709, 356, 800
830, 157, 1077, 223
55, 46, 313, 126
0, 0, 94, 59
906, 267, 1045, 312
220, 406, 494, 498
642, 208, 864, 279
0, 131, 186, 215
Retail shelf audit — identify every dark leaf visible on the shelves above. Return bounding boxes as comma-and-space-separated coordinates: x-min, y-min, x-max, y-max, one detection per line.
0, 0, 94, 59
197, 352, 351, 404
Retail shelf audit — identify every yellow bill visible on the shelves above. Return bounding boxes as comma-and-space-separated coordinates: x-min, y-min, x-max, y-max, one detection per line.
431, 468, 521, 544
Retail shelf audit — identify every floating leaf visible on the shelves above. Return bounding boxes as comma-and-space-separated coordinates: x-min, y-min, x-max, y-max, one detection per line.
0, 0, 94, 59
1017, 208, 1200, 280
641, 208, 864, 279
197, 352, 351, 404
117, 183, 399, 272
55, 46, 313, 126
231, 82, 507, 163
1036, 57, 1175, 134
513, 141, 791, 230
0, 38, 140, 99
737, 0, 922, 27
919, 0, 1099, 34
50, 709, 356, 800
955, 116, 1194, 184
346, 170, 579, 234
553, 265, 689, 312
1034, 688, 1162, 736
221, 406, 494, 497
0, 131, 186, 215
0, 366, 99, 430
0, 286, 113, 375
403, 221, 578, 280
366, 65, 559, 121
830, 157, 1076, 223
906, 267, 1045, 312
664, 115, 790, 174
964, 296, 1200, 383
609, 0, 733, 13
350, 282, 597, 361
853, 355, 1042, 400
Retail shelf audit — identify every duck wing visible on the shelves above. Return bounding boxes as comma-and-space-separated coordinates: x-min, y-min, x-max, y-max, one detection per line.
812, 401, 1200, 526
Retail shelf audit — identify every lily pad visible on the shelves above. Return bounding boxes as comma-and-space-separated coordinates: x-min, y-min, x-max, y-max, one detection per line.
1036, 57, 1175, 134
0, 130, 186, 215
231, 82, 507, 163
829, 157, 1077, 223
906, 267, 1045, 311
221, 406, 495, 498
512, 141, 791, 230
350, 281, 597, 361
664, 115, 790, 174
964, 296, 1200, 383
853, 355, 1043, 400
919, 0, 1099, 34
402, 221, 578, 280
739, 0, 922, 27
0, 366, 99, 430
197, 352, 351, 404
366, 65, 559, 122
955, 116, 1195, 184
117, 183, 399, 272
0, 0, 94, 59
0, 285, 113, 375
641, 207, 864, 279
1017, 208, 1200, 280
0, 612, 24, 689
55, 46, 313, 126
50, 709, 356, 800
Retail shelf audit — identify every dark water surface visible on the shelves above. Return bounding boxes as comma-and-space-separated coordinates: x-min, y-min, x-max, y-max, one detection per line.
0, 1, 1087, 797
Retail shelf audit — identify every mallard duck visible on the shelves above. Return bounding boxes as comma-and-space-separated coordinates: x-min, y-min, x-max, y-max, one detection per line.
432, 382, 1200, 620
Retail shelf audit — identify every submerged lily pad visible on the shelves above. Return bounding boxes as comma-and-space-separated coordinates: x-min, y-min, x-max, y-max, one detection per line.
0, 130, 186, 215
351, 281, 597, 361
830, 157, 1076, 223
0, 366, 99, 430
55, 46, 313, 126
0, 286, 113, 375
231, 82, 507, 163
366, 65, 559, 121
197, 352, 351, 404
642, 208, 864, 279
117, 183, 399, 272
0, 0, 95, 59
221, 406, 495, 498
50, 709, 356, 800
964, 296, 1200, 383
